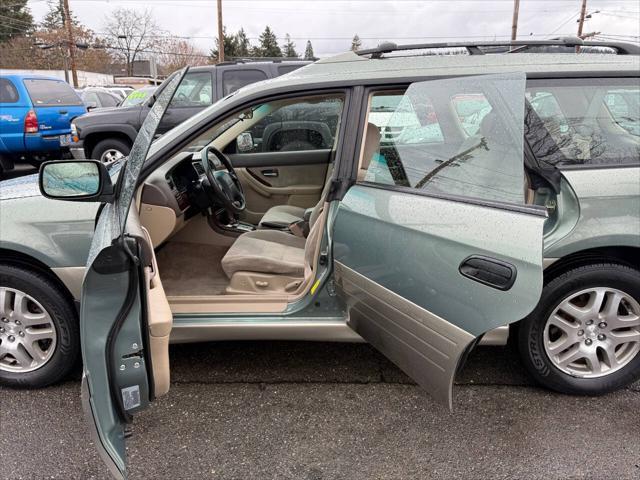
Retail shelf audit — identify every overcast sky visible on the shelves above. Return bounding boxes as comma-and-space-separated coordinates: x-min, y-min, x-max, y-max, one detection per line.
27, 0, 640, 57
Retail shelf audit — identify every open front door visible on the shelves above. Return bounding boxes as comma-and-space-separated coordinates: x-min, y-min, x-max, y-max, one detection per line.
333, 73, 547, 409
78, 70, 186, 479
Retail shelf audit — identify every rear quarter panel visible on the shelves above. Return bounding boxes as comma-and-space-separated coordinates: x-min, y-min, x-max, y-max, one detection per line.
544, 167, 640, 257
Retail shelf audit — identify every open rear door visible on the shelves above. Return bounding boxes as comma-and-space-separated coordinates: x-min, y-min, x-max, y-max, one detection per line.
78, 70, 186, 479
333, 73, 546, 409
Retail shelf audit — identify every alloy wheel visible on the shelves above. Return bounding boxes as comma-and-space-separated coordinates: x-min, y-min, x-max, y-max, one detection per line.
544, 287, 640, 378
0, 287, 57, 373
100, 148, 125, 165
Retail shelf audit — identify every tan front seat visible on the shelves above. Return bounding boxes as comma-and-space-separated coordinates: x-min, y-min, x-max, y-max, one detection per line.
221, 124, 381, 294
221, 207, 326, 294
258, 123, 381, 228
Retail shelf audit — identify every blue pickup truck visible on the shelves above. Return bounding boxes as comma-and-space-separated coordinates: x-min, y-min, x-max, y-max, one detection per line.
0, 74, 86, 177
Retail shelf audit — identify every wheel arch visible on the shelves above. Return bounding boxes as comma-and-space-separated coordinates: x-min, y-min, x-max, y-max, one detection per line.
0, 248, 77, 310
83, 130, 134, 159
508, 246, 640, 340
544, 246, 640, 283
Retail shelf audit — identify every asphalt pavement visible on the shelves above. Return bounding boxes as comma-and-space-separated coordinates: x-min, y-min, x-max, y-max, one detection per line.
1, 342, 639, 480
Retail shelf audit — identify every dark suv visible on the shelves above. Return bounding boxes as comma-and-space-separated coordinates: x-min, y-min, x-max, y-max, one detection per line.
70, 60, 310, 163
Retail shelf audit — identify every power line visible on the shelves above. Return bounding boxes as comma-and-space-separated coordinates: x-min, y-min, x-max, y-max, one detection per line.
549, 11, 581, 35
0, 14, 35, 27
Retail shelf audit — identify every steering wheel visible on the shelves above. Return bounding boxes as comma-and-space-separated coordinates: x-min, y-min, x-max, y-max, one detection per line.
200, 145, 246, 216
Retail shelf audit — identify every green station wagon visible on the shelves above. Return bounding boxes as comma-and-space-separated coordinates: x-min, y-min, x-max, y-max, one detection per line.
0, 38, 639, 478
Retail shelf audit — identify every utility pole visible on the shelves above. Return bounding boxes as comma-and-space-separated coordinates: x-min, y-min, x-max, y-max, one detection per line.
62, 0, 78, 87
216, 0, 224, 63
577, 0, 588, 38
511, 0, 520, 41
576, 0, 588, 53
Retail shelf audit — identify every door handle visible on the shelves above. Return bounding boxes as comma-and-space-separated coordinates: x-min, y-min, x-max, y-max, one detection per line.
459, 255, 517, 291
261, 169, 278, 177
59, 110, 68, 115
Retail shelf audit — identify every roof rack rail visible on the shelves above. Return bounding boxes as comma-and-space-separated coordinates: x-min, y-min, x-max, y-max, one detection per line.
357, 38, 640, 58
216, 57, 310, 65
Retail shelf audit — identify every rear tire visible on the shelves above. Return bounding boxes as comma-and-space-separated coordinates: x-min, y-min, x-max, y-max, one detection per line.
90, 138, 131, 164
518, 263, 640, 395
0, 265, 79, 388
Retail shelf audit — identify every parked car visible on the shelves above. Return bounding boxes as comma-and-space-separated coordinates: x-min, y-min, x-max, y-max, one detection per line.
69, 60, 311, 163
0, 74, 86, 177
78, 87, 121, 111
1, 38, 639, 477
105, 86, 134, 100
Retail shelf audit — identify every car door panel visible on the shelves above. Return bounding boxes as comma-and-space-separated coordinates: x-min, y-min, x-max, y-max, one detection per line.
333, 185, 546, 409
228, 150, 330, 223
334, 260, 475, 407
81, 238, 150, 480
142, 231, 172, 397
228, 149, 331, 168
79, 70, 186, 479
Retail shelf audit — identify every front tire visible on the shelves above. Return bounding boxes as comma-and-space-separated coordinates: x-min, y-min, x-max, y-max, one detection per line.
519, 263, 640, 395
0, 265, 79, 388
90, 138, 131, 164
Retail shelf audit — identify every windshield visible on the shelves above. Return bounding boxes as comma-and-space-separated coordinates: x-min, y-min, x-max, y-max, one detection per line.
121, 87, 156, 107
24, 79, 83, 106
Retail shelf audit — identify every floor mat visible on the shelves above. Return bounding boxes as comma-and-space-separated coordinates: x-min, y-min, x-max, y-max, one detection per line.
156, 242, 229, 296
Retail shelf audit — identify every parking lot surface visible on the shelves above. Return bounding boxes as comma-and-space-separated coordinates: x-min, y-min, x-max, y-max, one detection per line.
2, 342, 639, 480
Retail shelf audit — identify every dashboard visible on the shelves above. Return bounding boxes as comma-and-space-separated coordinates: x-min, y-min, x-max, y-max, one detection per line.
141, 150, 223, 217
142, 153, 199, 215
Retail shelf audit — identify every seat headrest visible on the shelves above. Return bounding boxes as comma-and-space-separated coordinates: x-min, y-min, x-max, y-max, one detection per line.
361, 122, 381, 171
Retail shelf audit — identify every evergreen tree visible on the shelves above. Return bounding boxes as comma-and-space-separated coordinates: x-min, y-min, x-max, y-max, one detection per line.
210, 26, 238, 62
0, 0, 33, 43
304, 40, 315, 60
282, 33, 298, 58
235, 28, 250, 57
41, 0, 77, 29
257, 26, 281, 57
350, 34, 362, 52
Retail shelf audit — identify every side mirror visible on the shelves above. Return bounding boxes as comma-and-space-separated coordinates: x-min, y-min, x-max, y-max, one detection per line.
39, 160, 115, 203
236, 132, 254, 153
86, 102, 98, 111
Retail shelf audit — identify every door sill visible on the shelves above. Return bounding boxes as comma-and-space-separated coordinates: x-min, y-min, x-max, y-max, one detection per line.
169, 318, 364, 343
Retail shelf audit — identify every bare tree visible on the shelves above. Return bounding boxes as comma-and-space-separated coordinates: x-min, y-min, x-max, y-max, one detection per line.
0, 24, 112, 73
157, 37, 208, 75
103, 8, 162, 76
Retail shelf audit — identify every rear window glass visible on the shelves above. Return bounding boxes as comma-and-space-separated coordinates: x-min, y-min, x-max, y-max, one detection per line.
0, 78, 19, 103
525, 79, 640, 167
277, 65, 304, 75
362, 73, 527, 206
24, 79, 83, 106
169, 71, 213, 108
222, 69, 268, 96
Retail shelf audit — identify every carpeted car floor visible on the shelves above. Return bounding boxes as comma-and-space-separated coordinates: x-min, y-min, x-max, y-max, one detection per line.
155, 241, 229, 296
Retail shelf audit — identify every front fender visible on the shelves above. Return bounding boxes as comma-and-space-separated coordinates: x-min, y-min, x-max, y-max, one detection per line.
0, 196, 98, 268
81, 124, 139, 143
